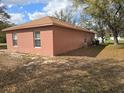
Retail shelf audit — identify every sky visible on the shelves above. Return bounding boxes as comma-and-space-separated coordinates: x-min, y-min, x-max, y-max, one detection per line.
1, 0, 73, 24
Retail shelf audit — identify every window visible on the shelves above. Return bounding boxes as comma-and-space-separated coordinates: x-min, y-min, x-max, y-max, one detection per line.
34, 31, 41, 47
12, 32, 17, 46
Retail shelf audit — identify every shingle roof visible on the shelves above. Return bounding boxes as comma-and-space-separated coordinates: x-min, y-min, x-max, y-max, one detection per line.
2, 16, 96, 33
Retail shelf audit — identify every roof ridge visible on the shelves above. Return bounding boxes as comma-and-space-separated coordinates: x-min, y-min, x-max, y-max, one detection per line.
2, 16, 96, 33
48, 16, 91, 32
48, 16, 75, 26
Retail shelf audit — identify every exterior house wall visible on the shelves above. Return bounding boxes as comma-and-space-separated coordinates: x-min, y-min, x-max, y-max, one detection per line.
6, 26, 95, 56
53, 26, 94, 55
6, 26, 54, 56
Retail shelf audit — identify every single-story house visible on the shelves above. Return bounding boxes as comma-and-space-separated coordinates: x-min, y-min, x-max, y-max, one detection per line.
2, 16, 95, 56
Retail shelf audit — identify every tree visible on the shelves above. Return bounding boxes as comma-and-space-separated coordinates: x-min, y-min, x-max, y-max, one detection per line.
0, 0, 10, 22
0, 22, 12, 43
79, 13, 93, 29
79, 13, 106, 43
53, 8, 77, 25
94, 19, 106, 43
0, 0, 11, 43
73, 0, 124, 45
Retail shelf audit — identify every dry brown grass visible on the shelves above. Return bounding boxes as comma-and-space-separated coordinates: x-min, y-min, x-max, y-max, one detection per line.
0, 52, 123, 93
60, 45, 106, 57
60, 44, 124, 60
97, 44, 124, 60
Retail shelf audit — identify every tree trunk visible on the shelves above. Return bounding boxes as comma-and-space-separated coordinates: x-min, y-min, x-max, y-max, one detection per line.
113, 36, 119, 45
101, 37, 104, 44
113, 31, 119, 45
100, 30, 105, 44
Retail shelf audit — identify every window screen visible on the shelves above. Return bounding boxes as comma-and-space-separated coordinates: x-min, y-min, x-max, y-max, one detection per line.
12, 32, 17, 46
34, 32, 41, 47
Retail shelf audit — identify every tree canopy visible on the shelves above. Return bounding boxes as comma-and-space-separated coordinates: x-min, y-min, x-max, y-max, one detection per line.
0, 0, 12, 43
53, 8, 77, 25
73, 0, 124, 45
0, 0, 10, 22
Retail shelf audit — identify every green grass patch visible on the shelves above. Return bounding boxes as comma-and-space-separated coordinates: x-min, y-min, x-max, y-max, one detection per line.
105, 40, 124, 44
0, 43, 7, 49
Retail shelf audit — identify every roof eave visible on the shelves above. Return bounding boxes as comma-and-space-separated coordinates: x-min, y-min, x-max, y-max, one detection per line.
53, 23, 95, 34
2, 23, 53, 32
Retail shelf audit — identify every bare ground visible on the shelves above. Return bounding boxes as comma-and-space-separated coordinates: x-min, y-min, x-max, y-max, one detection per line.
0, 51, 124, 93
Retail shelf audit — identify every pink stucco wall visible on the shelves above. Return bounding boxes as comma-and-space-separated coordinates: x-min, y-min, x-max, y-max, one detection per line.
6, 26, 94, 56
53, 26, 94, 55
6, 26, 54, 56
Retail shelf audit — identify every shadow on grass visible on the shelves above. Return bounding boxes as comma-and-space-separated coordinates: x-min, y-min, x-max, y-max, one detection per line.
59, 45, 107, 57
0, 58, 123, 93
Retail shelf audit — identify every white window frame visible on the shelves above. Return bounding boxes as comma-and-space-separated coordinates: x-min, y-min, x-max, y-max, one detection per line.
34, 31, 41, 48
12, 32, 18, 47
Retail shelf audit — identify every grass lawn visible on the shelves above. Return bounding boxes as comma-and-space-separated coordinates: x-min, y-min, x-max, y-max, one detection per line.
0, 52, 124, 93
0, 42, 124, 93
105, 39, 124, 44
60, 45, 107, 57
60, 43, 124, 60
97, 43, 124, 60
